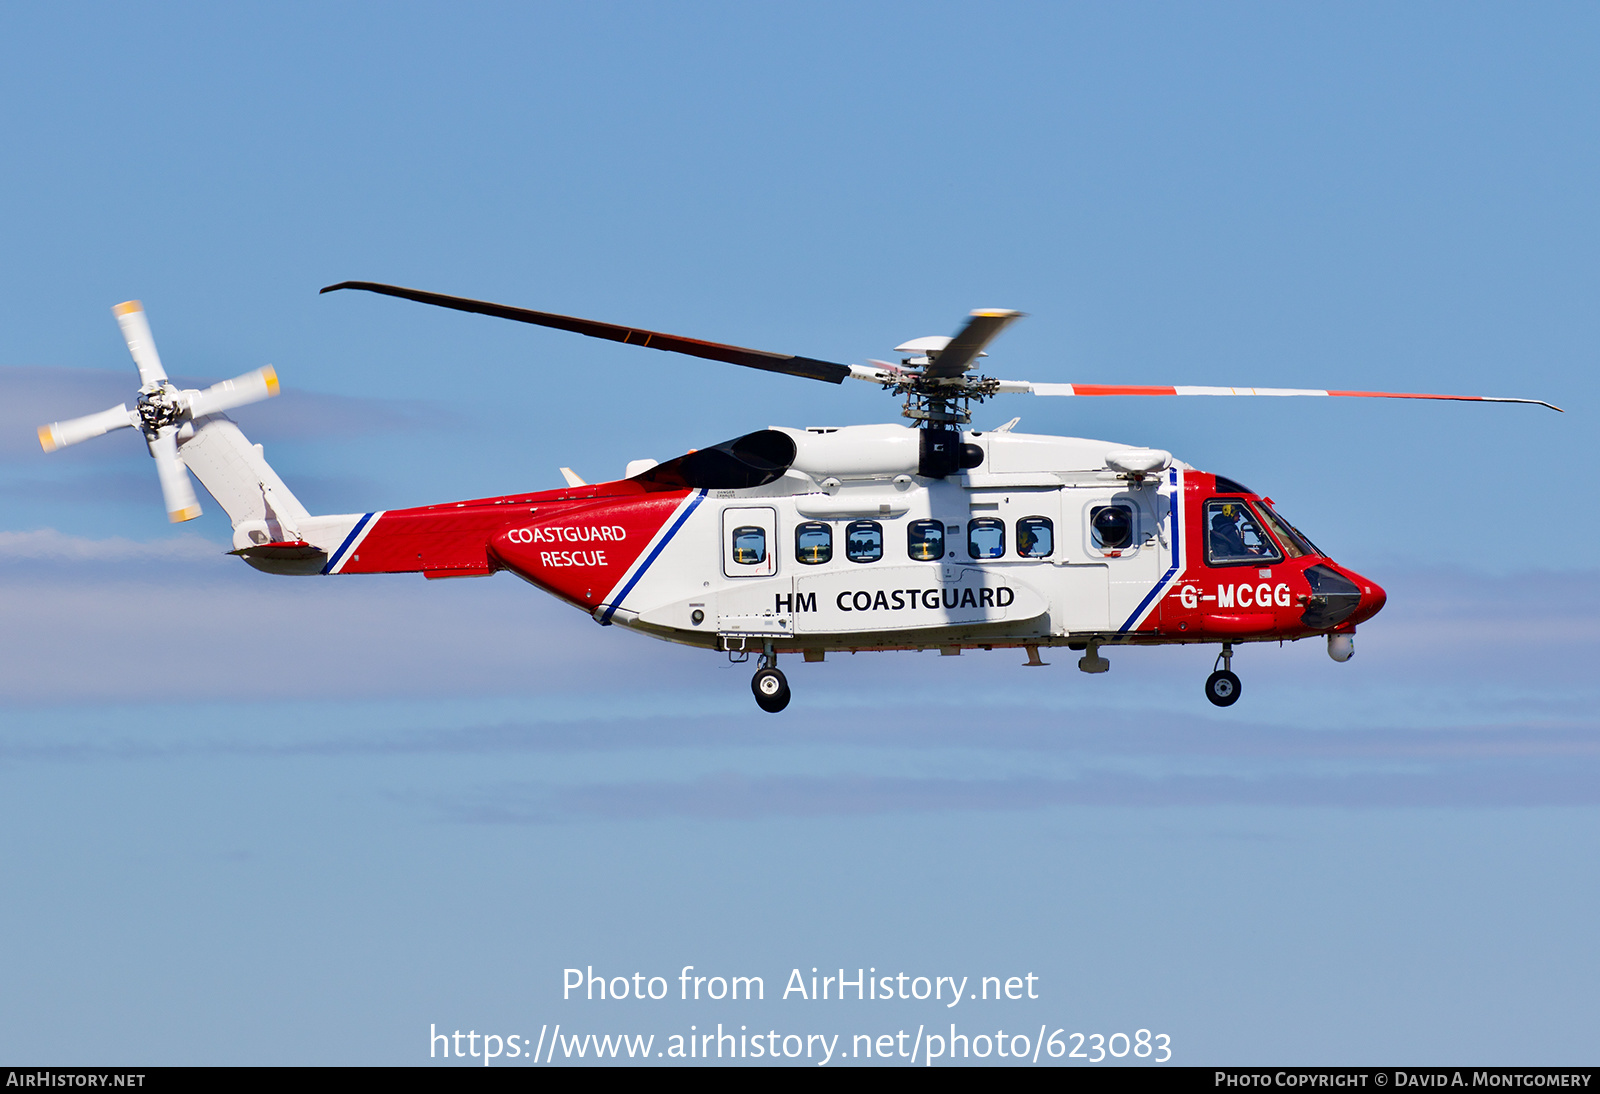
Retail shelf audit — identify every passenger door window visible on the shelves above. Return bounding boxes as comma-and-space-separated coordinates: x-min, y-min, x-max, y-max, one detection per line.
731, 526, 766, 565
721, 506, 777, 577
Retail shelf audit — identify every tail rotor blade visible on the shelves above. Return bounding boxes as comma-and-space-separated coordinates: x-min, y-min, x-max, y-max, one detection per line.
185, 366, 280, 419
38, 404, 135, 452
112, 301, 168, 386
148, 427, 201, 523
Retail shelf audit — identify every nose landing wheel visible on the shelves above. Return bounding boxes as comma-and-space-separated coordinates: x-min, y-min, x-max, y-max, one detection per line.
1205, 644, 1241, 707
752, 665, 790, 713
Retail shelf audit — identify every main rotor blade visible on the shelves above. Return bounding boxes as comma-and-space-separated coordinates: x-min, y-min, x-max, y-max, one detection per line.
148, 427, 201, 523
112, 301, 168, 386
321, 281, 852, 385
38, 404, 135, 452
1020, 382, 1562, 412
922, 309, 1025, 378
185, 366, 280, 419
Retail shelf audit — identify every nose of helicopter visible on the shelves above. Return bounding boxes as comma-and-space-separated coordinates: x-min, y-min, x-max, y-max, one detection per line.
1343, 567, 1387, 625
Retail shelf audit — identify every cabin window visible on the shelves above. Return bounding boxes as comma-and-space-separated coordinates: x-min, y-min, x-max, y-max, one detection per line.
1090, 505, 1134, 551
845, 520, 883, 563
967, 517, 1005, 559
1204, 499, 1283, 566
794, 521, 832, 565
907, 519, 945, 561
1017, 516, 1054, 558
730, 526, 767, 566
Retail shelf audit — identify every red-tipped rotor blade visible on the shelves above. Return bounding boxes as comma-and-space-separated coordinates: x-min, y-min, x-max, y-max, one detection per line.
1023, 383, 1561, 411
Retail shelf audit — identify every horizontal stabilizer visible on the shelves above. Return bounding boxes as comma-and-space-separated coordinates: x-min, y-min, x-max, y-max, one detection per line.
228, 540, 326, 562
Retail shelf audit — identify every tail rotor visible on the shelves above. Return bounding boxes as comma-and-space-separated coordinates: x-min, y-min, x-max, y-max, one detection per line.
37, 300, 282, 522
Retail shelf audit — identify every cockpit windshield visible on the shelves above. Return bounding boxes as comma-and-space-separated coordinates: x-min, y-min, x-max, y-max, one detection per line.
1254, 501, 1321, 558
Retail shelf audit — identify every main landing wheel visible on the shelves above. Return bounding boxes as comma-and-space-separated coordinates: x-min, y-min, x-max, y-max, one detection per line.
1205, 669, 1241, 707
752, 666, 790, 713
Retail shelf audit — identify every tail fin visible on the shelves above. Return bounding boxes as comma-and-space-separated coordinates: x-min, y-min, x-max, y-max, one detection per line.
177, 414, 310, 543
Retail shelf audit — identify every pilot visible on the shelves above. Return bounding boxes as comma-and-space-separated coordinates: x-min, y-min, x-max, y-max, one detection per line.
1210, 507, 1249, 559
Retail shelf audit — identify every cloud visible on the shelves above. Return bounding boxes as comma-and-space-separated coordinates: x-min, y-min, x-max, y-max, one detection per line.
432, 761, 1600, 823
0, 528, 223, 561
0, 542, 1594, 819
0, 534, 1594, 732
5, 693, 1594, 815
222, 385, 451, 441
0, 469, 160, 506
0, 364, 451, 460
3, 692, 1598, 763
0, 538, 668, 703
0, 366, 131, 451
0, 469, 384, 514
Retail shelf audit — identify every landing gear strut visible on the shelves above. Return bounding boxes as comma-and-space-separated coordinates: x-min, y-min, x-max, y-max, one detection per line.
1077, 640, 1110, 674
1205, 643, 1241, 707
751, 645, 790, 713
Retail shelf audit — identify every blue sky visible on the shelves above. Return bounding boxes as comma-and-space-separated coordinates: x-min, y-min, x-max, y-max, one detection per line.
1, 2, 1596, 1065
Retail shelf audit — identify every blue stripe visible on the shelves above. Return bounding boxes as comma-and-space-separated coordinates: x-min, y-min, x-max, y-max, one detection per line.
321, 512, 373, 575
1118, 469, 1182, 632
598, 490, 707, 625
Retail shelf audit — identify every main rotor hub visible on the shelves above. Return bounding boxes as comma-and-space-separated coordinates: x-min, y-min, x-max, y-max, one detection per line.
872, 371, 1001, 426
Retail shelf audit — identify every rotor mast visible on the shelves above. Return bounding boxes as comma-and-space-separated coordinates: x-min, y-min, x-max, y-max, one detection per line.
876, 310, 1027, 427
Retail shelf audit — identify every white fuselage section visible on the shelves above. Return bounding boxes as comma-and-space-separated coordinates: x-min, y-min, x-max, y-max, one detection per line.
604, 425, 1189, 652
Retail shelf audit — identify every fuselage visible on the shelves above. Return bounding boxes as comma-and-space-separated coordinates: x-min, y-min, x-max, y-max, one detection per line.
277, 424, 1384, 657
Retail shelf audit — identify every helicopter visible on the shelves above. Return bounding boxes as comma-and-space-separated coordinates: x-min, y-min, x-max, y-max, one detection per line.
37, 286, 1560, 712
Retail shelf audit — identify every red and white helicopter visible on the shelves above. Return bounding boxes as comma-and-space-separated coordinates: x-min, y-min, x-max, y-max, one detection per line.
39, 285, 1560, 712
